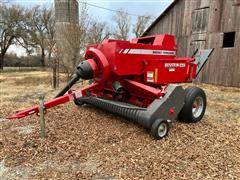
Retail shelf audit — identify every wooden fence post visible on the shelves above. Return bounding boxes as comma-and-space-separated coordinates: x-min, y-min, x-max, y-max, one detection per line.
39, 95, 46, 138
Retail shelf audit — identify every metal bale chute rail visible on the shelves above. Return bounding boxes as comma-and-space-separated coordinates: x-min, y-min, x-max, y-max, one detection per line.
7, 34, 213, 139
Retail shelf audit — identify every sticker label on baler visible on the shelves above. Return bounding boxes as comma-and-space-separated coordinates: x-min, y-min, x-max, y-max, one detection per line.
147, 79, 154, 82
147, 71, 154, 82
119, 49, 176, 56
169, 68, 175, 72
164, 63, 186, 68
147, 71, 154, 78
74, 91, 82, 98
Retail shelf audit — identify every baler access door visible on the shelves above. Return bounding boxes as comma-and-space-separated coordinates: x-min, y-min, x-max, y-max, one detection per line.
193, 49, 214, 76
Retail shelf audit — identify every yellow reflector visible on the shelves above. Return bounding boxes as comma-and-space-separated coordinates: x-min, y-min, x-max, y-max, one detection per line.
154, 68, 158, 82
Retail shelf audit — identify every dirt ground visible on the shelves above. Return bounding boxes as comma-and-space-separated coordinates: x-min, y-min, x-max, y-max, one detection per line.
0, 71, 240, 179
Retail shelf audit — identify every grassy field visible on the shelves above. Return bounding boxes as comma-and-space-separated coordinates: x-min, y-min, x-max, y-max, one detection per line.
0, 71, 240, 179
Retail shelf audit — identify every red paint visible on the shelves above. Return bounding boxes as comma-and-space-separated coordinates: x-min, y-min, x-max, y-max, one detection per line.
169, 107, 175, 115
7, 83, 101, 119
7, 34, 202, 119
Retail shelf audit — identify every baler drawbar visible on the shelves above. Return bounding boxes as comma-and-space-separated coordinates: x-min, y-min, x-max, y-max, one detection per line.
7, 34, 213, 139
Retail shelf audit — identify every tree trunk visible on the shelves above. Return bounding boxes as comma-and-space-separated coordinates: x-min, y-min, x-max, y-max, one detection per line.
51, 53, 59, 89
52, 57, 57, 89
41, 49, 45, 68
0, 53, 5, 70
0, 36, 14, 70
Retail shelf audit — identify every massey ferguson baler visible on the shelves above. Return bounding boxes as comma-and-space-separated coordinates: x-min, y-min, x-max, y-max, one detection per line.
7, 34, 213, 139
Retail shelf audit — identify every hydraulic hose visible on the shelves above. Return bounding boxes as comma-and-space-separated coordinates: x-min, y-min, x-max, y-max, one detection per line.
55, 73, 81, 98
54, 59, 95, 98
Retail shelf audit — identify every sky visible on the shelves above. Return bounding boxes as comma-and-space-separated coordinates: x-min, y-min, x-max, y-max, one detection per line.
6, 0, 174, 56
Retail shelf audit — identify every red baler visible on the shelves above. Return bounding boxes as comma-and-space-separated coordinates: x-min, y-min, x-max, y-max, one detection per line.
7, 34, 213, 139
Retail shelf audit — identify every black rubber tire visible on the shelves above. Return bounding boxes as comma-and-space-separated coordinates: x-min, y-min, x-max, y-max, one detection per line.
74, 98, 84, 106
178, 87, 207, 123
151, 119, 170, 140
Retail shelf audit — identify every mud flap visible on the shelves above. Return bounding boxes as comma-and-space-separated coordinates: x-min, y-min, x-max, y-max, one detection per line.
193, 49, 214, 76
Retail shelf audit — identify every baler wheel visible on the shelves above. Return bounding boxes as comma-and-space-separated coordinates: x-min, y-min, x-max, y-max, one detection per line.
74, 98, 85, 106
151, 119, 170, 139
178, 87, 206, 123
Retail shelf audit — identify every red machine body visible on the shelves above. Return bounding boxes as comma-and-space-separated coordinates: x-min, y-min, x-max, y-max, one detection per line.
82, 34, 196, 106
7, 34, 213, 140
86, 34, 196, 84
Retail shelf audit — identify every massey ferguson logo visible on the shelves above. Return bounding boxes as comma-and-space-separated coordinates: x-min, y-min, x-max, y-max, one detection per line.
152, 50, 175, 55
164, 63, 186, 68
152, 51, 161, 54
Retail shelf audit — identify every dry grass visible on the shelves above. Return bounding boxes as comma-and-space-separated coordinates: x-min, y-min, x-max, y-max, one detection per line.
0, 71, 240, 179
0, 71, 82, 108
0, 71, 53, 106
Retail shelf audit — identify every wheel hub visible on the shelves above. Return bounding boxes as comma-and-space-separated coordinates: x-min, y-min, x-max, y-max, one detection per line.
192, 96, 204, 118
157, 123, 168, 137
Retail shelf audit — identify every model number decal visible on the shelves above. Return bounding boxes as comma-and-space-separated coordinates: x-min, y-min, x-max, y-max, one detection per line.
164, 63, 186, 68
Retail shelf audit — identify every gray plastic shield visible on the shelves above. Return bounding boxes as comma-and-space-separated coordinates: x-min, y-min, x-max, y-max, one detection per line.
194, 49, 214, 76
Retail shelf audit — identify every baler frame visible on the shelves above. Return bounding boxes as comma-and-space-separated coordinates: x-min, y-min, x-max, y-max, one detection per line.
6, 34, 214, 139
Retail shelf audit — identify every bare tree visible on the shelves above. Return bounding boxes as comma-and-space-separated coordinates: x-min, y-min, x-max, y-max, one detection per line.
43, 8, 58, 88
0, 5, 26, 70
59, 24, 85, 79
20, 6, 54, 68
112, 9, 131, 40
133, 15, 153, 37
56, 4, 89, 79
87, 20, 111, 44
43, 7, 55, 65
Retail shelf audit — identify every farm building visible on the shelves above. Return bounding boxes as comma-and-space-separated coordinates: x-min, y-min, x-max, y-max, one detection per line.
54, 0, 79, 46
143, 0, 240, 87
54, 0, 79, 77
55, 0, 79, 24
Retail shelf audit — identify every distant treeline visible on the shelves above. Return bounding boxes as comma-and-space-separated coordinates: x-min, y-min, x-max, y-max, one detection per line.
4, 54, 44, 67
